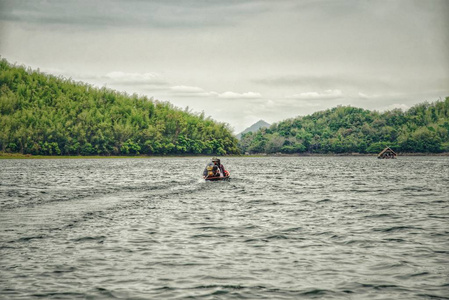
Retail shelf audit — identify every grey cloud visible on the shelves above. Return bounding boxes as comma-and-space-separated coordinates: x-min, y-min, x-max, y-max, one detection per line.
253, 74, 391, 92
0, 0, 272, 29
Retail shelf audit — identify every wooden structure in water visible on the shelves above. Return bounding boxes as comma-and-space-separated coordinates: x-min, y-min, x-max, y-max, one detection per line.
378, 147, 397, 159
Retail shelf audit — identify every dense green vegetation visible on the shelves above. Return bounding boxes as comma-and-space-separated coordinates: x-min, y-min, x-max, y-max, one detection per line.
0, 59, 239, 155
240, 97, 449, 154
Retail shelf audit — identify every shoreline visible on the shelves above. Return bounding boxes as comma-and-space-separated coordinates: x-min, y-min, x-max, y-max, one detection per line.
1, 152, 448, 159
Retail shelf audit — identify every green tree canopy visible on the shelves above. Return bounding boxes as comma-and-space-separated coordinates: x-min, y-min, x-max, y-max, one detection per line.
240, 99, 449, 154
0, 58, 240, 156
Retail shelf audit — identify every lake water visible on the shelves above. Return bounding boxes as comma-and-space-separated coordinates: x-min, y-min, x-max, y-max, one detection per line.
1, 156, 448, 299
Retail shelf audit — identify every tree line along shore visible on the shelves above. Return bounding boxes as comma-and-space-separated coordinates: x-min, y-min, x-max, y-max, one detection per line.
240, 98, 449, 155
1, 57, 448, 157
0, 59, 239, 156
1, 152, 448, 160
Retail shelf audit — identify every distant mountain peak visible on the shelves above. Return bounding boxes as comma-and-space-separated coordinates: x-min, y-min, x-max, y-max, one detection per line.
253, 120, 270, 126
236, 120, 270, 139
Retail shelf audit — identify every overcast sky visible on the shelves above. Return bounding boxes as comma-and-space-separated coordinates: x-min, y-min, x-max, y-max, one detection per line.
1, 0, 448, 133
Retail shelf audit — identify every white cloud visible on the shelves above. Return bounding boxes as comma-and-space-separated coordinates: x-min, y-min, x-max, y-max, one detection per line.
104, 71, 166, 85
170, 85, 218, 97
382, 103, 410, 111
358, 92, 370, 99
218, 91, 262, 99
357, 92, 384, 99
287, 89, 343, 99
170, 85, 205, 93
169, 87, 262, 99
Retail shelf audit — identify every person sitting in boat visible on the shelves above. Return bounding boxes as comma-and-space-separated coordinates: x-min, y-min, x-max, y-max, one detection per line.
203, 157, 229, 178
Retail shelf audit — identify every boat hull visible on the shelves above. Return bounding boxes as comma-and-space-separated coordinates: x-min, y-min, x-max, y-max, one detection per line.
205, 176, 230, 181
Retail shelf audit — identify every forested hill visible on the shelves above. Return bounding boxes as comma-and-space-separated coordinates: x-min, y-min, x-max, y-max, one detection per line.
240, 98, 449, 154
0, 59, 239, 155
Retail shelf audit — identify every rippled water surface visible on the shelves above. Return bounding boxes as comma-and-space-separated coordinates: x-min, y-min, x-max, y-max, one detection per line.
1, 156, 448, 299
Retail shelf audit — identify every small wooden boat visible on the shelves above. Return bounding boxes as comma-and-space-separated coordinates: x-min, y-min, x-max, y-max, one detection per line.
204, 170, 230, 181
